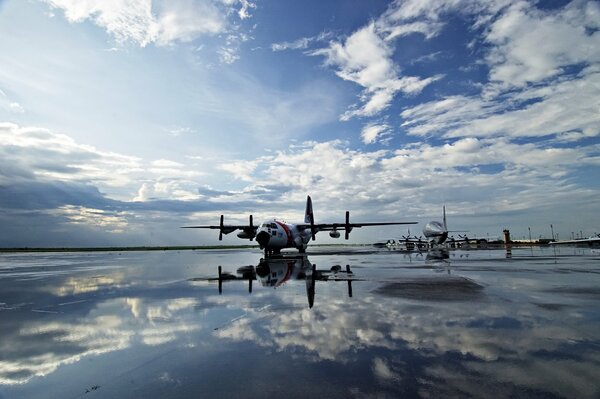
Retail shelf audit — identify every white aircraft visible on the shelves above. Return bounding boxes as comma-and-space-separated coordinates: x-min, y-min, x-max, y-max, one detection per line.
182, 196, 417, 255
393, 206, 467, 249
423, 206, 450, 246
423, 206, 473, 248
549, 234, 600, 247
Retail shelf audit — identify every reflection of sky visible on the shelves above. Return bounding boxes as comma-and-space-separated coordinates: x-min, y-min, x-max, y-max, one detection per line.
0, 248, 599, 398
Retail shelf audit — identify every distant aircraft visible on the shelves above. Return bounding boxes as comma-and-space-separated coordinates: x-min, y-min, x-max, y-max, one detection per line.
423, 206, 450, 246
182, 196, 417, 255
389, 206, 467, 249
549, 234, 600, 247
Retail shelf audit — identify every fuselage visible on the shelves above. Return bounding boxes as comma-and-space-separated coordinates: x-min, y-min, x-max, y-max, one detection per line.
255, 219, 311, 253
423, 221, 448, 246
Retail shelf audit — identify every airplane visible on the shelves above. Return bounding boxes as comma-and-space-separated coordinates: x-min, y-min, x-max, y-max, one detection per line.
417, 206, 475, 248
190, 255, 357, 308
549, 234, 600, 247
375, 206, 466, 250
182, 196, 417, 256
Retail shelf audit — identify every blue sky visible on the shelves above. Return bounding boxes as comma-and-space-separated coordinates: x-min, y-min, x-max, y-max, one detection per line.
0, 0, 599, 246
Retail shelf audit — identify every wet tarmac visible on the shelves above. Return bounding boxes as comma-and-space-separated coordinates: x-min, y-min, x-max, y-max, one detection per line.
1, 246, 599, 398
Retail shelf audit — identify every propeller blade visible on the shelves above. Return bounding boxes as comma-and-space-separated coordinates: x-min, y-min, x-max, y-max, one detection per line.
249, 214, 254, 241
219, 214, 224, 241
344, 211, 351, 240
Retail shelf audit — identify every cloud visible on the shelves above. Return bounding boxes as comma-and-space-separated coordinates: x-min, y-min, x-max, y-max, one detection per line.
212, 138, 600, 234
271, 31, 333, 52
311, 23, 440, 121
361, 123, 391, 144
0, 122, 141, 188
55, 205, 130, 233
167, 126, 196, 137
42, 0, 255, 48
0, 88, 25, 114
401, 68, 600, 140
484, 1, 600, 87
0, 296, 202, 384
237, 0, 256, 20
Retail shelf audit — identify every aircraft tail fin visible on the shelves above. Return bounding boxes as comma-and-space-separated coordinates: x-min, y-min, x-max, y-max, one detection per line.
304, 196, 313, 224
443, 206, 448, 231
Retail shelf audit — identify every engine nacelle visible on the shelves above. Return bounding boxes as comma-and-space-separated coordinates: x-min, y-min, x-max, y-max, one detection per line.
237, 231, 255, 240
329, 230, 341, 238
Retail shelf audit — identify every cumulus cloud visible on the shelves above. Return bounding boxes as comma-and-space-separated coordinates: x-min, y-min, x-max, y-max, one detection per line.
55, 205, 130, 233
380, 1, 600, 146
361, 123, 391, 144
43, 0, 256, 61
0, 122, 141, 188
0, 122, 235, 245
311, 23, 441, 121
485, 1, 600, 87
210, 138, 599, 235
401, 68, 600, 140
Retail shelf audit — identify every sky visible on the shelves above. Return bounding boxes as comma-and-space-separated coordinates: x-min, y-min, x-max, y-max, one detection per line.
0, 0, 599, 247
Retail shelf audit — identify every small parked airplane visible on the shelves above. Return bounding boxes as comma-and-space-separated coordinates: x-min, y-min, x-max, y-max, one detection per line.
549, 234, 600, 247
182, 196, 416, 255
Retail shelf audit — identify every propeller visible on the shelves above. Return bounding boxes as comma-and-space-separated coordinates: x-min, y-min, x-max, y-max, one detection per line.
345, 211, 352, 240
309, 212, 316, 240
219, 215, 224, 241
249, 214, 254, 240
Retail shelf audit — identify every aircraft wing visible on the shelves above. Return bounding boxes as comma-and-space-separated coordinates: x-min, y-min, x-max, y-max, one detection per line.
181, 224, 251, 232
296, 221, 417, 231
181, 215, 257, 240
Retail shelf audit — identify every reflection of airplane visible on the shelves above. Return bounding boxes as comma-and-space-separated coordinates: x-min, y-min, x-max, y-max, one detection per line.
426, 248, 451, 274
195, 255, 357, 308
183, 196, 416, 255
550, 234, 600, 247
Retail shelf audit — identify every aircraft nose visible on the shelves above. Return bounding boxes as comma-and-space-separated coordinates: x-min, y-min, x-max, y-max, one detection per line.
256, 231, 270, 248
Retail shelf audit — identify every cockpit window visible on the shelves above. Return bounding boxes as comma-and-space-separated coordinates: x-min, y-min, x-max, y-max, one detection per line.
271, 223, 277, 229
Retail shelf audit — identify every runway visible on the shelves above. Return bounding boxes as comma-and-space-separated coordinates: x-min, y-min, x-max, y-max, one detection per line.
1, 246, 599, 398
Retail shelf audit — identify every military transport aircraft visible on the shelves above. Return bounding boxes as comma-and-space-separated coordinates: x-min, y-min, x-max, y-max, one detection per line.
182, 196, 416, 255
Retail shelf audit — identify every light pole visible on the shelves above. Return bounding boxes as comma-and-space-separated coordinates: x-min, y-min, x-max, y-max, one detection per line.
550, 224, 555, 241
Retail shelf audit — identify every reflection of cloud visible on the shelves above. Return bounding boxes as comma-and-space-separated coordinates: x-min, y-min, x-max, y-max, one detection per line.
0, 297, 201, 385
372, 357, 398, 382
53, 274, 125, 296
211, 281, 600, 398
2, 315, 132, 385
